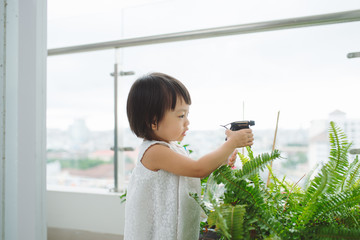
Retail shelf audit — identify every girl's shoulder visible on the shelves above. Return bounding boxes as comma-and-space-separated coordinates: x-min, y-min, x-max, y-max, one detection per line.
136, 140, 183, 173
139, 140, 187, 160
138, 140, 170, 162
138, 140, 189, 165
141, 139, 170, 149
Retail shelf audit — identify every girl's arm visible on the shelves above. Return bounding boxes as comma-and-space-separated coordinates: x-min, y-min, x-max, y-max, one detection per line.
141, 129, 253, 178
227, 149, 238, 167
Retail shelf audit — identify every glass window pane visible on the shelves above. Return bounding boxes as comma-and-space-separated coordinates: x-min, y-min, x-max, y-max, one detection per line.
48, 0, 360, 47
48, 0, 360, 188
120, 22, 360, 183
123, 0, 360, 38
47, 50, 116, 189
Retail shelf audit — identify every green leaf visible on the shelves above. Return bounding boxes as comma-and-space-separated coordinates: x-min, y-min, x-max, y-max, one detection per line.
209, 204, 247, 240
346, 155, 360, 190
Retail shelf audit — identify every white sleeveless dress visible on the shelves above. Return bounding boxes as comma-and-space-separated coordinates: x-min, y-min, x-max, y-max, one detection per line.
124, 140, 201, 240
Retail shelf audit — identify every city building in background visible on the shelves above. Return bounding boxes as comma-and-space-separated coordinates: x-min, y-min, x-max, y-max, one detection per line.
308, 110, 360, 169
47, 109, 360, 189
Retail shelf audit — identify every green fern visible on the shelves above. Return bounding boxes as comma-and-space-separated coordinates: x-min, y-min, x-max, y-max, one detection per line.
326, 121, 352, 194
193, 122, 360, 239
208, 204, 247, 240
297, 168, 329, 226
305, 225, 360, 239
212, 165, 265, 208
235, 148, 281, 179
189, 192, 210, 216
201, 189, 233, 239
345, 155, 360, 190
238, 150, 250, 165
211, 149, 285, 239
312, 186, 360, 224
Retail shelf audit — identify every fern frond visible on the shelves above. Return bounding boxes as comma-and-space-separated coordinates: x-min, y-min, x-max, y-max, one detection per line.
189, 192, 210, 216
213, 166, 265, 207
204, 188, 232, 239
326, 121, 352, 194
345, 155, 360, 190
207, 207, 231, 239
212, 165, 285, 238
305, 167, 329, 202
255, 211, 285, 239
237, 151, 250, 165
246, 146, 255, 160
209, 204, 247, 240
267, 165, 291, 195
312, 186, 360, 224
303, 163, 319, 190
235, 149, 281, 179
297, 169, 328, 226
305, 225, 360, 239
355, 178, 360, 188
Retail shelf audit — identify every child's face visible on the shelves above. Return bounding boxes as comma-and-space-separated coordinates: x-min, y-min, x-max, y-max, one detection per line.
152, 98, 190, 142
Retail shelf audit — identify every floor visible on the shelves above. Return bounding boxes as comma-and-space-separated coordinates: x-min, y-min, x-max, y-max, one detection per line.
47, 227, 123, 240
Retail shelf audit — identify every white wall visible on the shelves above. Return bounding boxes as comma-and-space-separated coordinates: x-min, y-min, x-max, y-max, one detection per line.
47, 189, 126, 236
1, 0, 47, 239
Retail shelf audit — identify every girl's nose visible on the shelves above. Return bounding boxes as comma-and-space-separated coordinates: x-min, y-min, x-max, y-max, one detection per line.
185, 117, 190, 126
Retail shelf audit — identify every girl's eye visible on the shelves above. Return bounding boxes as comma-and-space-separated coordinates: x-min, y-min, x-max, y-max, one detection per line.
179, 115, 185, 118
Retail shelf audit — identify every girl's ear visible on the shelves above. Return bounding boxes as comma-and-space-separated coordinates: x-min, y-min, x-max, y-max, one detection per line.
151, 120, 157, 130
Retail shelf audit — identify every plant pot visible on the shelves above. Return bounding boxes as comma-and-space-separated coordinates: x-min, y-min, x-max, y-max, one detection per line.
199, 229, 221, 240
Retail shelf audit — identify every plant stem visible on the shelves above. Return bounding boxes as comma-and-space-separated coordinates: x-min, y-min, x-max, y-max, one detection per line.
267, 111, 280, 187
283, 174, 306, 212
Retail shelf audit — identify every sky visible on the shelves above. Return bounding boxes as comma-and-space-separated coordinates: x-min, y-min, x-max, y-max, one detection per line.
47, 0, 360, 131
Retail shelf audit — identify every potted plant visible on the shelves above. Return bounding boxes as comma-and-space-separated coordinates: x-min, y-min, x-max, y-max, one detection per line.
195, 122, 360, 239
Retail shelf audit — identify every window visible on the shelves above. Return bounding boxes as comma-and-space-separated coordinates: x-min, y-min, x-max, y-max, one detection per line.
47, 50, 117, 189
119, 22, 360, 183
47, 0, 360, 189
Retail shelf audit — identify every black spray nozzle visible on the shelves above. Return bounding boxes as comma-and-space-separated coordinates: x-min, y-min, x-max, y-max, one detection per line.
229, 120, 255, 131
222, 120, 255, 131
222, 120, 255, 141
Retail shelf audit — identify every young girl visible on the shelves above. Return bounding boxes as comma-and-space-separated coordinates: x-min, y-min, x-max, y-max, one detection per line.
124, 72, 254, 240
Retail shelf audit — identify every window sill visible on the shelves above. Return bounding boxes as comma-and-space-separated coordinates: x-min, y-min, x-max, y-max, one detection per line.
46, 185, 125, 196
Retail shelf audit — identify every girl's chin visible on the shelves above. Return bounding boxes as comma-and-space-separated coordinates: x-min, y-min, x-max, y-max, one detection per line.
176, 136, 185, 142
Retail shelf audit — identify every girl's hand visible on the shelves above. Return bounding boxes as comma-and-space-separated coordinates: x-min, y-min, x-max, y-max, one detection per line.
225, 129, 254, 148
228, 149, 238, 167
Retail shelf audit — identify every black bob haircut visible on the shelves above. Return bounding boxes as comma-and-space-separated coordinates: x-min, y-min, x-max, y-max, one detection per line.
126, 72, 191, 140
